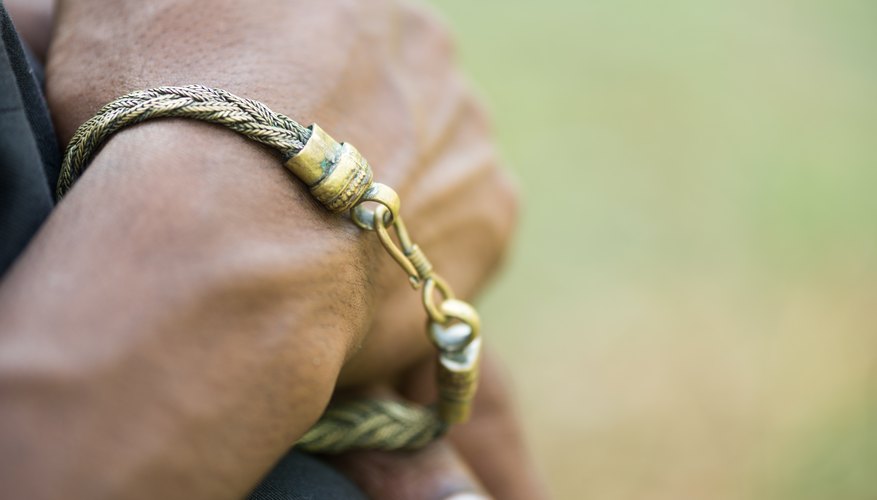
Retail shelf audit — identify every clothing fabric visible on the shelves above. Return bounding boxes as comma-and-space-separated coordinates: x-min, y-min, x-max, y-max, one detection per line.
248, 451, 366, 500
0, 6, 363, 498
0, 5, 58, 276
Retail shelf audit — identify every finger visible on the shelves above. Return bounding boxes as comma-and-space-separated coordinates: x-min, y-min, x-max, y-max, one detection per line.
336, 165, 518, 387
449, 351, 550, 500
328, 439, 489, 500
398, 348, 550, 500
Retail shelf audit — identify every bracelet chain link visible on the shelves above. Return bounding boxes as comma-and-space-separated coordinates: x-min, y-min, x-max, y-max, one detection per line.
286, 124, 481, 426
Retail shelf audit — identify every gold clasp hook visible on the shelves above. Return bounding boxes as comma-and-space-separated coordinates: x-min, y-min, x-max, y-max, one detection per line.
373, 206, 423, 288
351, 183, 423, 287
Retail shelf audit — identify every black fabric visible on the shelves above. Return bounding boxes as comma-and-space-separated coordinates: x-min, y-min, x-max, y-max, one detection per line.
0, 5, 59, 276
0, 5, 364, 498
248, 450, 367, 500
0, 10, 58, 189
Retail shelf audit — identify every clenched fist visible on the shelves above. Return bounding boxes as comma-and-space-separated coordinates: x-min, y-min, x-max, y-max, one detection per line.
0, 0, 544, 498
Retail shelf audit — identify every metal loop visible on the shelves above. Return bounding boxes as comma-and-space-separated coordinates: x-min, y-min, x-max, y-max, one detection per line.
352, 183, 401, 230
428, 299, 481, 352
374, 206, 421, 286
421, 276, 456, 323
405, 244, 433, 279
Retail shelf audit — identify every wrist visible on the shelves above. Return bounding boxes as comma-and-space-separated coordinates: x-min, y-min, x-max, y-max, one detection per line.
55, 118, 379, 362
0, 117, 382, 497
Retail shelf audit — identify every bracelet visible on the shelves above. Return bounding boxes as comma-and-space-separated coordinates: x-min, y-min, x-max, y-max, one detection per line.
57, 85, 482, 453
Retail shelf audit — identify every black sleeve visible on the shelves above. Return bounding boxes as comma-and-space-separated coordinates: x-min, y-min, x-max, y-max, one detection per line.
0, 4, 59, 277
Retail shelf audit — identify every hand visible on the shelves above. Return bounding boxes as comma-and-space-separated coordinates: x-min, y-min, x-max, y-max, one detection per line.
47, 0, 517, 388
0, 0, 529, 498
335, 350, 549, 499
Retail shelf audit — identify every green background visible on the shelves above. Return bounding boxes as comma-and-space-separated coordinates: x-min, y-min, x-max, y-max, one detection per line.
430, 0, 877, 498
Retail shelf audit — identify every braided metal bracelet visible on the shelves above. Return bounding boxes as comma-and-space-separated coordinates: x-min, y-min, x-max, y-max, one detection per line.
57, 85, 481, 453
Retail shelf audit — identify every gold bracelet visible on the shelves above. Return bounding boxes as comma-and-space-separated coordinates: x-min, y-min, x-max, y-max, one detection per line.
58, 85, 482, 453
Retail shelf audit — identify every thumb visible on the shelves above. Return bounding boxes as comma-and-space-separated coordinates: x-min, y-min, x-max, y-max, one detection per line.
328, 439, 490, 500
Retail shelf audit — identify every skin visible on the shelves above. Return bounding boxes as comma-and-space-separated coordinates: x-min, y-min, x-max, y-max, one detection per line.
4, 0, 53, 61
0, 0, 548, 498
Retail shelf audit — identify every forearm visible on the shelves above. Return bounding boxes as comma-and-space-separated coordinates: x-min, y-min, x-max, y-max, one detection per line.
0, 121, 373, 499
0, 2, 380, 496
0, 0, 523, 495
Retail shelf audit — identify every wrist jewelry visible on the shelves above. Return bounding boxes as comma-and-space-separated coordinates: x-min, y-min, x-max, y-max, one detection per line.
57, 85, 481, 453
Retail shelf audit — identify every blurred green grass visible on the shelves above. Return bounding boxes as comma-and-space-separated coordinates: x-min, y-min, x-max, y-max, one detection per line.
429, 0, 877, 498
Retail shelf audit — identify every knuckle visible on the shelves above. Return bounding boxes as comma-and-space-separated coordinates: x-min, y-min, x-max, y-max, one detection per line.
399, 0, 459, 61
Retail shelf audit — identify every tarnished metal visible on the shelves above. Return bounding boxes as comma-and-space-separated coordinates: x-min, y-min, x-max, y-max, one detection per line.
311, 143, 373, 212
405, 244, 433, 280
285, 124, 374, 213
373, 207, 421, 286
352, 183, 401, 230
436, 337, 482, 425
430, 298, 482, 423
284, 124, 339, 186
422, 276, 455, 323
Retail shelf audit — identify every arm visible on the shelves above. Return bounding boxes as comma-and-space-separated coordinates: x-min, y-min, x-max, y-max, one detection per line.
0, 119, 373, 499
1, 0, 520, 498
4, 0, 53, 61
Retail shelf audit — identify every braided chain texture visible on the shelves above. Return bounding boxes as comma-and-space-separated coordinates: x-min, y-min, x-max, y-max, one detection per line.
297, 399, 446, 453
57, 85, 311, 197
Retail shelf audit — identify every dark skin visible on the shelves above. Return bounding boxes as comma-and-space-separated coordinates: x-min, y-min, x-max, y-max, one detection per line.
0, 0, 548, 498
